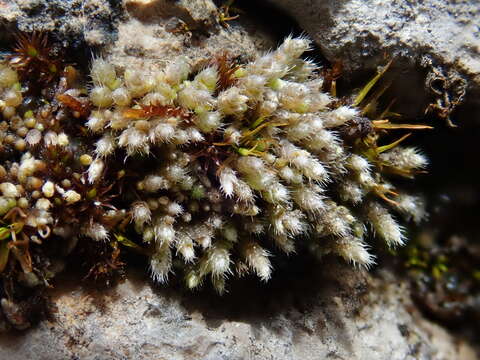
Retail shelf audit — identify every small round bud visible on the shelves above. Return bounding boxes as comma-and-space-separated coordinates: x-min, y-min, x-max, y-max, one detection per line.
0, 197, 15, 215
42, 181, 55, 198
134, 120, 150, 132
2, 106, 16, 119
14, 138, 26, 151
0, 67, 19, 87
87, 158, 104, 183
63, 190, 81, 204
3, 89, 23, 107
112, 87, 131, 106
164, 57, 190, 85
25, 129, 42, 146
34, 160, 46, 172
0, 182, 19, 197
195, 111, 221, 133
125, 69, 154, 98
79, 154, 93, 166
185, 271, 201, 290
15, 184, 24, 195
61, 179, 72, 188
24, 116, 36, 128
17, 197, 29, 209
36, 198, 52, 210
90, 86, 113, 107
4, 134, 15, 144
16, 126, 28, 137
91, 58, 117, 88
57, 133, 69, 146
27, 176, 43, 190
194, 66, 218, 92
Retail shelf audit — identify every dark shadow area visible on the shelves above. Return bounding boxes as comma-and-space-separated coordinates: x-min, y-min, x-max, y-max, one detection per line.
408, 100, 480, 343
170, 254, 367, 322
227, 0, 330, 66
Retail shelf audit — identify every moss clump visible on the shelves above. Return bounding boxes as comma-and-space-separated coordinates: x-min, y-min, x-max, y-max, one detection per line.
0, 33, 431, 312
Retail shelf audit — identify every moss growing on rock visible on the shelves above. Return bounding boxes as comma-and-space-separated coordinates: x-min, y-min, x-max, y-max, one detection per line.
0, 33, 432, 327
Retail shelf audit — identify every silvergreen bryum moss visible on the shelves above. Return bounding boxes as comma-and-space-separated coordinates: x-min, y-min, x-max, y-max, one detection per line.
0, 36, 429, 295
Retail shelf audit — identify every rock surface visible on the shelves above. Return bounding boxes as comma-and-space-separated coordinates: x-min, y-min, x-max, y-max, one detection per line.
0, 0, 123, 46
264, 0, 479, 126
264, 0, 480, 90
0, 260, 476, 360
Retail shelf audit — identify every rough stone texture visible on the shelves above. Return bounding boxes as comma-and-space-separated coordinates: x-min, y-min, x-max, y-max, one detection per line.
0, 260, 476, 360
0, 0, 478, 358
0, 0, 123, 46
265, 0, 480, 108
124, 0, 219, 29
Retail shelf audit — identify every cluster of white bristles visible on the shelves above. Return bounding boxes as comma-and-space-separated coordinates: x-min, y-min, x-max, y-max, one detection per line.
82, 36, 429, 294
0, 36, 428, 294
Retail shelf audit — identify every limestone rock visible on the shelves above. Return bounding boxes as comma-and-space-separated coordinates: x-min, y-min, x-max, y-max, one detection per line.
0, 261, 476, 360
265, 0, 479, 112
0, 0, 123, 46
124, 0, 219, 30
